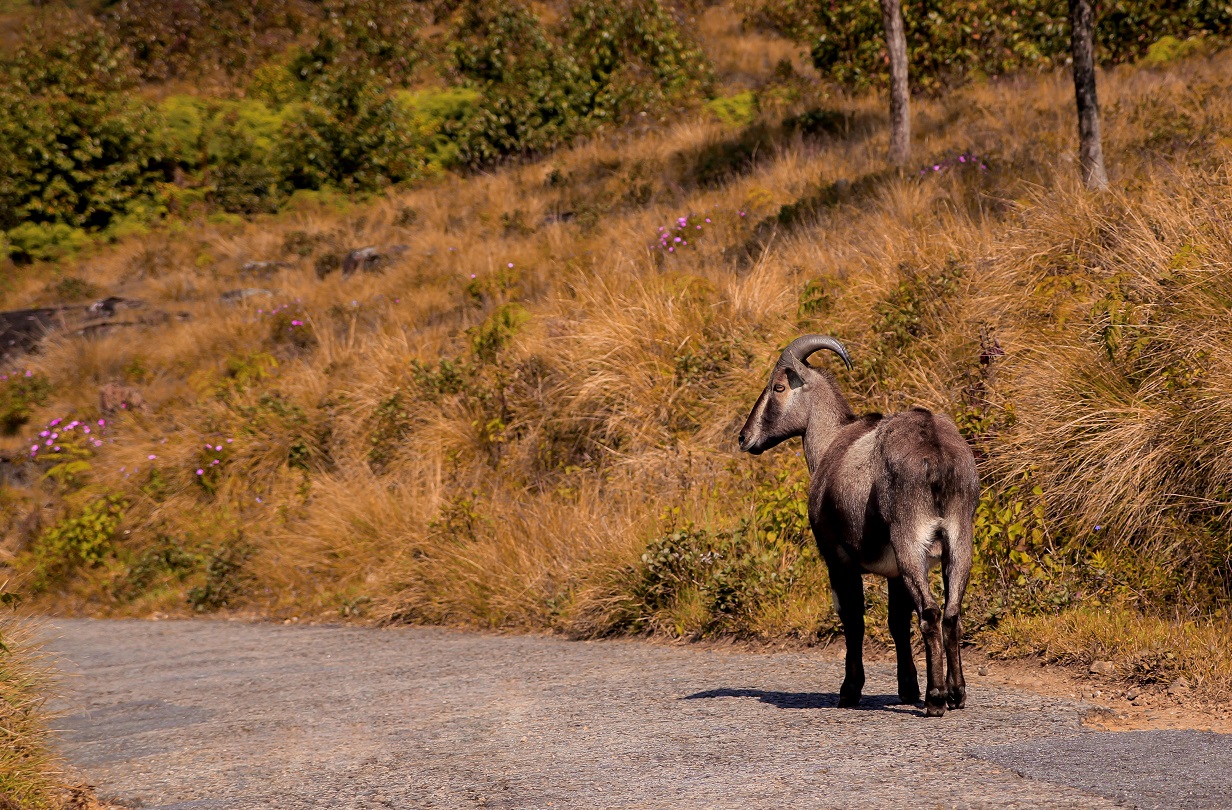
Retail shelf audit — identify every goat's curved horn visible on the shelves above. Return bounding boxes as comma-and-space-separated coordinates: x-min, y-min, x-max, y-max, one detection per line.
781, 335, 853, 370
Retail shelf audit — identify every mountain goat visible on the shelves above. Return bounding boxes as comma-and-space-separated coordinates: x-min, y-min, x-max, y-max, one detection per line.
738, 335, 979, 717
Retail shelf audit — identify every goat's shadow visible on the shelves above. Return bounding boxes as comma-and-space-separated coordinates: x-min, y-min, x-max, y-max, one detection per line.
682, 688, 920, 715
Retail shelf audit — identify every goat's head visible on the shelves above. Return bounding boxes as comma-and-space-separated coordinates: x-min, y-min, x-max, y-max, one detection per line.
738, 335, 853, 454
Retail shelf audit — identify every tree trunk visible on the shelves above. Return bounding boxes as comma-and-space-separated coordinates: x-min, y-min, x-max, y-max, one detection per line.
1069, 0, 1109, 190
879, 0, 910, 165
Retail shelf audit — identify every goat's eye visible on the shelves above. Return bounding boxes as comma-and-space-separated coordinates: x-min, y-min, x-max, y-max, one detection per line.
773, 384, 786, 393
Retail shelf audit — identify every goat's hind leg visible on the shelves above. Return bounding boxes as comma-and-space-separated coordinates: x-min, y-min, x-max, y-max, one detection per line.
942, 523, 973, 710
887, 576, 919, 704
893, 529, 947, 717
827, 563, 866, 708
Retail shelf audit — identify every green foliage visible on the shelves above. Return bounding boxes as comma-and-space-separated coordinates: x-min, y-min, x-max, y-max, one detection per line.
193, 440, 233, 496
450, 0, 592, 166
743, 0, 1232, 92
276, 83, 426, 193
449, 0, 711, 166
0, 16, 166, 231
368, 389, 413, 473
0, 372, 52, 435
289, 0, 425, 90
623, 519, 815, 636
796, 278, 833, 325
1144, 34, 1205, 65
28, 495, 126, 590
47, 274, 100, 302
103, 0, 309, 82
218, 351, 279, 398
116, 534, 199, 600
565, 0, 713, 123
706, 91, 758, 126
186, 539, 254, 611
469, 303, 531, 362
5, 223, 92, 263
394, 88, 482, 170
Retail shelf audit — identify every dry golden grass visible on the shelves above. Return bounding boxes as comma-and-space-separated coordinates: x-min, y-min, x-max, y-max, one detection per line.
0, 615, 77, 809
985, 608, 1232, 701
3, 33, 1232, 690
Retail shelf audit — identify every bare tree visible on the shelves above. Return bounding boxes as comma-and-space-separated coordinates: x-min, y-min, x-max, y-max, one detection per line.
1069, 0, 1108, 189
879, 0, 911, 165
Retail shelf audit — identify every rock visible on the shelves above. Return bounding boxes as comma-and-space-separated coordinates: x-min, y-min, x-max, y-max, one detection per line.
977, 665, 988, 676
240, 261, 292, 276
0, 297, 153, 362
1125, 687, 1139, 701
99, 383, 146, 415
1089, 660, 1115, 675
220, 288, 274, 305
340, 245, 408, 276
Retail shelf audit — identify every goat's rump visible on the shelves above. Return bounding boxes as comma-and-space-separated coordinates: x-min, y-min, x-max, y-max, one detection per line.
875, 407, 979, 522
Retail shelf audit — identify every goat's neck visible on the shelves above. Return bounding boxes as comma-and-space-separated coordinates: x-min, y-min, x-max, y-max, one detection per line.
801, 393, 854, 476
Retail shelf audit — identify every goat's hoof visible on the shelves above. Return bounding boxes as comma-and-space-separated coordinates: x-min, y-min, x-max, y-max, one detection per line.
924, 688, 947, 717
947, 685, 967, 709
898, 687, 920, 705
838, 692, 862, 708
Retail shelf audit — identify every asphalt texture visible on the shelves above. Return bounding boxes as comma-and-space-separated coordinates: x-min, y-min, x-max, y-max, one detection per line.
44, 619, 1232, 809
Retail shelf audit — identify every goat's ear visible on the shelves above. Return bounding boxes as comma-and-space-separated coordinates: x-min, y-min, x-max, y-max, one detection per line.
784, 366, 805, 390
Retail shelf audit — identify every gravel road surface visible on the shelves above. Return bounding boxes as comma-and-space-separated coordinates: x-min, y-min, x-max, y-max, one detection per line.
45, 619, 1232, 809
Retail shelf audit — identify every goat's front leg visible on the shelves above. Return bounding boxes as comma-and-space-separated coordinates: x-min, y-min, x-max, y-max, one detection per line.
827, 563, 866, 707
887, 576, 920, 705
895, 535, 947, 717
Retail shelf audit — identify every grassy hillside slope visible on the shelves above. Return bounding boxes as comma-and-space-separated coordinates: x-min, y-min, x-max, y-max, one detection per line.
2, 5, 1232, 704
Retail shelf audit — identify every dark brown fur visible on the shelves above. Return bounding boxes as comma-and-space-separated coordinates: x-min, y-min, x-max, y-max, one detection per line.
739, 336, 979, 717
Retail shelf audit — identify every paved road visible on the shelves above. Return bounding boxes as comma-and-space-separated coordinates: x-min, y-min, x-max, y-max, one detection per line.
45, 619, 1231, 809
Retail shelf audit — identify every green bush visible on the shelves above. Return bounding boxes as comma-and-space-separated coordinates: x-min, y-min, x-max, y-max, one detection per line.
289, 0, 426, 90
103, 0, 310, 82
706, 91, 758, 126
394, 88, 482, 170
186, 540, 254, 611
742, 0, 1232, 92
565, 0, 713, 123
0, 372, 52, 434
4, 223, 91, 263
0, 16, 166, 231
28, 495, 126, 591
450, 0, 593, 166
277, 75, 427, 192
449, 0, 713, 166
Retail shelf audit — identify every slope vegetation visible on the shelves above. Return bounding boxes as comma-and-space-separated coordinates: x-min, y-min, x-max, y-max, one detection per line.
1, 4, 1231, 705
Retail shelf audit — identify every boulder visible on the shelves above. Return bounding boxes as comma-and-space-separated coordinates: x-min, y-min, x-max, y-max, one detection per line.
240, 260, 293, 277
340, 245, 409, 276
0, 297, 180, 361
220, 288, 274, 305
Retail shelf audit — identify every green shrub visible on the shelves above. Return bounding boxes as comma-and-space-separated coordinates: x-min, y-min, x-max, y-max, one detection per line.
186, 540, 254, 611
276, 81, 426, 192
450, 0, 592, 166
28, 495, 126, 591
0, 17, 166, 231
468, 302, 531, 362
394, 88, 481, 170
103, 0, 309, 82
743, 0, 1232, 92
289, 0, 426, 90
565, 0, 713, 123
1143, 34, 1205, 65
4, 223, 91, 263
0, 372, 52, 434
706, 91, 758, 126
